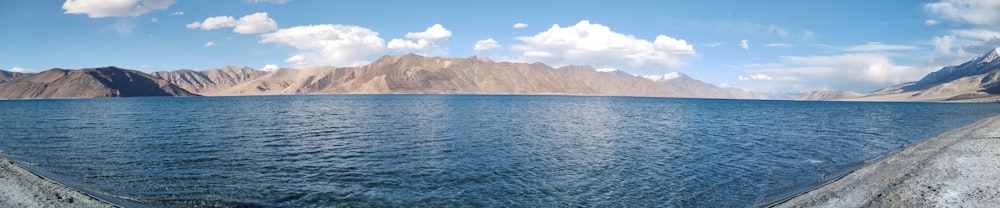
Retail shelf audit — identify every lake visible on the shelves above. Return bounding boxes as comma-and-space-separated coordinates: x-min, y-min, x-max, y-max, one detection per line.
1, 95, 999, 207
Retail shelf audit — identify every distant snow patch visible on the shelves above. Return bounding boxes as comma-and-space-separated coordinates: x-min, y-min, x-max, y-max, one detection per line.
642, 72, 682, 81
595, 67, 619, 72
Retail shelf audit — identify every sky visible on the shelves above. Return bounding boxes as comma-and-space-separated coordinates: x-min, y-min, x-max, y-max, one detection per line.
2, 0, 1000, 93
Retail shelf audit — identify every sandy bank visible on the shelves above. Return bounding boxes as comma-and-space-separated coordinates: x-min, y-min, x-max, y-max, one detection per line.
774, 115, 1000, 207
0, 157, 118, 208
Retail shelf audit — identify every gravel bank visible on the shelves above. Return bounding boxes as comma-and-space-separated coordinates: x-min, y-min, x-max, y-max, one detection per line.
0, 157, 118, 208
775, 115, 1000, 207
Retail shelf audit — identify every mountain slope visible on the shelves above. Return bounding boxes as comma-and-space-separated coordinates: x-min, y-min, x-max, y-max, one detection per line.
795, 90, 864, 100
0, 70, 29, 84
859, 48, 1000, 101
644, 72, 767, 99
152, 65, 272, 95
0, 67, 196, 99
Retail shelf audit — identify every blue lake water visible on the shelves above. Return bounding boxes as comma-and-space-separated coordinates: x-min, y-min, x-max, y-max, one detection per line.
1, 95, 1000, 207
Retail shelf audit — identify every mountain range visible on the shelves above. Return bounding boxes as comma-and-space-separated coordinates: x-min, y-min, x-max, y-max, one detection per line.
824, 47, 1000, 102
7, 49, 1000, 102
0, 67, 195, 99
0, 54, 765, 99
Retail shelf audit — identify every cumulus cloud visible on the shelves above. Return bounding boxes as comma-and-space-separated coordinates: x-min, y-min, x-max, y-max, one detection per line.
260, 24, 385, 67
513, 23, 528, 29
512, 20, 695, 69
203, 41, 215, 47
63, 0, 175, 18
387, 24, 452, 55
474, 38, 501, 50
261, 64, 280, 71
740, 39, 749, 50
843, 42, 919, 52
925, 0, 1000, 28
9, 66, 27, 73
187, 12, 277, 34
740, 53, 933, 92
170, 11, 183, 16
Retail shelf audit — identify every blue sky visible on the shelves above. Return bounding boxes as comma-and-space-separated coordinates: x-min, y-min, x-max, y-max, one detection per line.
3, 0, 1000, 93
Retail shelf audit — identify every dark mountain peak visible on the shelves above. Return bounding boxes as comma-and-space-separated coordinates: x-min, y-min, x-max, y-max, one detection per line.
908, 48, 1000, 92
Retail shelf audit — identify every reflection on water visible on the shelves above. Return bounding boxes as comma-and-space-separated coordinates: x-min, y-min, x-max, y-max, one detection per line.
1, 95, 999, 207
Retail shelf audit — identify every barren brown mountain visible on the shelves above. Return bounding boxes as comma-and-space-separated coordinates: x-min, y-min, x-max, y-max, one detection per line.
155, 54, 681, 97
0, 70, 28, 84
0, 67, 195, 99
795, 90, 864, 100
645, 72, 767, 99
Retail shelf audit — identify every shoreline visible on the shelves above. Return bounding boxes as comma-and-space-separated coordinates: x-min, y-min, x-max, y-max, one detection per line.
772, 115, 1000, 207
0, 157, 119, 208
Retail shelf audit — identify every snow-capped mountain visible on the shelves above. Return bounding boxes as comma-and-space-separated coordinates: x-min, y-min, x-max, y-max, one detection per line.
908, 47, 1000, 91
860, 47, 1000, 101
642, 72, 682, 81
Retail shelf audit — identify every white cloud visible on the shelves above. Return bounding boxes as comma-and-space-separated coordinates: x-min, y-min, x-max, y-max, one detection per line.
170, 11, 183, 16
405, 24, 451, 42
188, 12, 277, 34
387, 24, 452, 54
925, 0, 1000, 28
738, 73, 772, 81
185, 21, 200, 29
203, 41, 215, 47
765, 43, 793, 47
285, 55, 306, 65
843, 42, 919, 52
249, 0, 289, 4
63, 0, 175, 18
513, 23, 528, 29
150, 17, 158, 22
387, 39, 424, 50
951, 29, 1000, 41
261, 64, 280, 71
703, 42, 722, 47
9, 66, 27, 73
740, 39, 749, 50
740, 53, 933, 92
925, 19, 940, 26
474, 38, 501, 50
934, 35, 956, 55
512, 20, 695, 69
261, 24, 385, 67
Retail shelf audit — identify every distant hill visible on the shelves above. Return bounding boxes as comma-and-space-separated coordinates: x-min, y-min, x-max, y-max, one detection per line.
0, 70, 28, 84
0, 67, 195, 99
794, 90, 864, 100
858, 48, 1000, 102
154, 54, 683, 97
643, 72, 768, 99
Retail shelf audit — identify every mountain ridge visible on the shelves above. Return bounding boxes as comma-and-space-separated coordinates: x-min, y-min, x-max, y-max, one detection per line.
855, 48, 1000, 102
0, 67, 195, 99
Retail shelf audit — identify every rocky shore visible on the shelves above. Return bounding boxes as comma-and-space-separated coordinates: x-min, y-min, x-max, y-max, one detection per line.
775, 115, 1000, 207
0, 157, 118, 208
